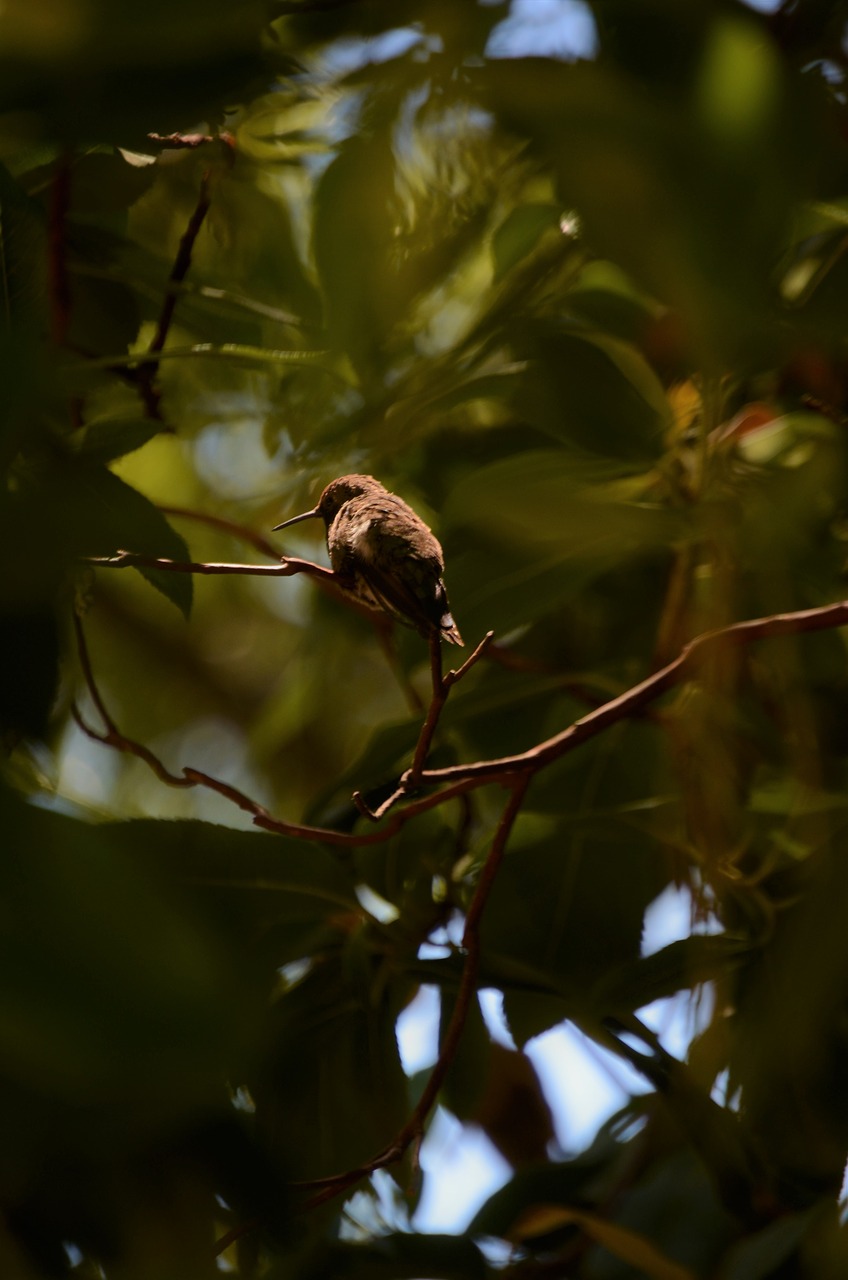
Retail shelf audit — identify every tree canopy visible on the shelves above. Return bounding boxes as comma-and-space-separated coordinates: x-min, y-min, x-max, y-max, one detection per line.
4, 0, 848, 1276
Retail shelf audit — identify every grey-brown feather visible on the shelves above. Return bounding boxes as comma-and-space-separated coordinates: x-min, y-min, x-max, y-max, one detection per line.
315, 475, 463, 645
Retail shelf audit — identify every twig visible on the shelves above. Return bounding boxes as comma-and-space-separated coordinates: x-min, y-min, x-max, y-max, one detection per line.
407, 632, 445, 783
83, 550, 336, 582
415, 599, 848, 785
84, 547, 848, 795
295, 775, 530, 1211
137, 167, 214, 417
352, 630, 495, 822
406, 630, 494, 785
213, 1216, 260, 1260
147, 171, 213, 359
72, 609, 480, 847
148, 132, 234, 151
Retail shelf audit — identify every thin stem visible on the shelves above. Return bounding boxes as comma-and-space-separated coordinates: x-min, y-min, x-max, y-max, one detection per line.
407, 630, 494, 786
136, 168, 214, 417
73, 609, 481, 846
147, 172, 212, 358
83, 550, 336, 581
295, 776, 529, 1212
416, 599, 848, 785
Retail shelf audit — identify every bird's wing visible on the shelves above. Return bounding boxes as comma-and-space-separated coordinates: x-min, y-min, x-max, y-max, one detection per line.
355, 555, 442, 636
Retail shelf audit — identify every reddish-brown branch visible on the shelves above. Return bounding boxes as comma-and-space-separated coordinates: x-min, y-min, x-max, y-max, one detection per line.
137, 161, 220, 418
83, 550, 336, 582
353, 630, 495, 821
84, 548, 848, 794
415, 599, 848, 785
148, 132, 235, 151
72, 609, 481, 846
407, 629, 494, 785
212, 1216, 260, 1261
148, 172, 212, 358
294, 776, 529, 1213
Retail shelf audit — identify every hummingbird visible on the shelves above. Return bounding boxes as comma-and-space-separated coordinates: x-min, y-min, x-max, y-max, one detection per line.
273, 474, 464, 645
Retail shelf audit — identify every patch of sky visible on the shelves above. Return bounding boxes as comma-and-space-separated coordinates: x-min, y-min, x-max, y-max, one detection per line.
355, 883, 399, 923
314, 27, 435, 79
396, 983, 440, 1075
642, 881, 722, 956
711, 1067, 740, 1111
400, 893, 720, 1232
524, 1020, 652, 1151
486, 0, 598, 61
413, 1108, 512, 1231
639, 882, 720, 1060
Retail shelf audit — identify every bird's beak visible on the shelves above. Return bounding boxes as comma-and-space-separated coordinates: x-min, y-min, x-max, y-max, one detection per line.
272, 507, 321, 531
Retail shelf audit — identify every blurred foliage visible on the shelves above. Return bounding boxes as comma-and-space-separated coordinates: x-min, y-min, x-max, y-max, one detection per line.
3, 0, 848, 1275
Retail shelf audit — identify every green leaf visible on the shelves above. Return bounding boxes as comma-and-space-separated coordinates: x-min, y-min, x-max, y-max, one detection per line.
479, 809, 667, 1042
510, 1204, 696, 1280
0, 159, 46, 334
125, 817, 363, 967
591, 935, 751, 1014
78, 466, 195, 617
0, 607, 59, 740
74, 415, 166, 464
251, 957, 409, 1179
721, 1210, 816, 1280
297, 1233, 488, 1280
0, 786, 258, 1124
493, 202, 560, 280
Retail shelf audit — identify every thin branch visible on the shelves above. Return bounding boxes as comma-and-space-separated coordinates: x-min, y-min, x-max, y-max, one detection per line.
212, 1216, 260, 1261
295, 775, 530, 1212
147, 171, 213, 358
72, 608, 480, 847
83, 548, 848, 795
137, 167, 214, 417
448, 630, 496, 685
148, 132, 234, 151
407, 629, 494, 785
353, 630, 495, 821
415, 599, 848, 785
73, 703, 193, 789
407, 632, 445, 783
82, 550, 336, 582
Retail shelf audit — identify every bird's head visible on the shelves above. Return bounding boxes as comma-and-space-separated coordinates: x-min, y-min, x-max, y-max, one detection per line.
274, 474, 384, 532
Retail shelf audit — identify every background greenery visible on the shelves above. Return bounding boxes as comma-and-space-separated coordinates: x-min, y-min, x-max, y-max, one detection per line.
4, 0, 848, 1274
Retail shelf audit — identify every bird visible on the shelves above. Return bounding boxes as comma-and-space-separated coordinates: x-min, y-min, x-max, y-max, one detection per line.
273, 474, 464, 645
